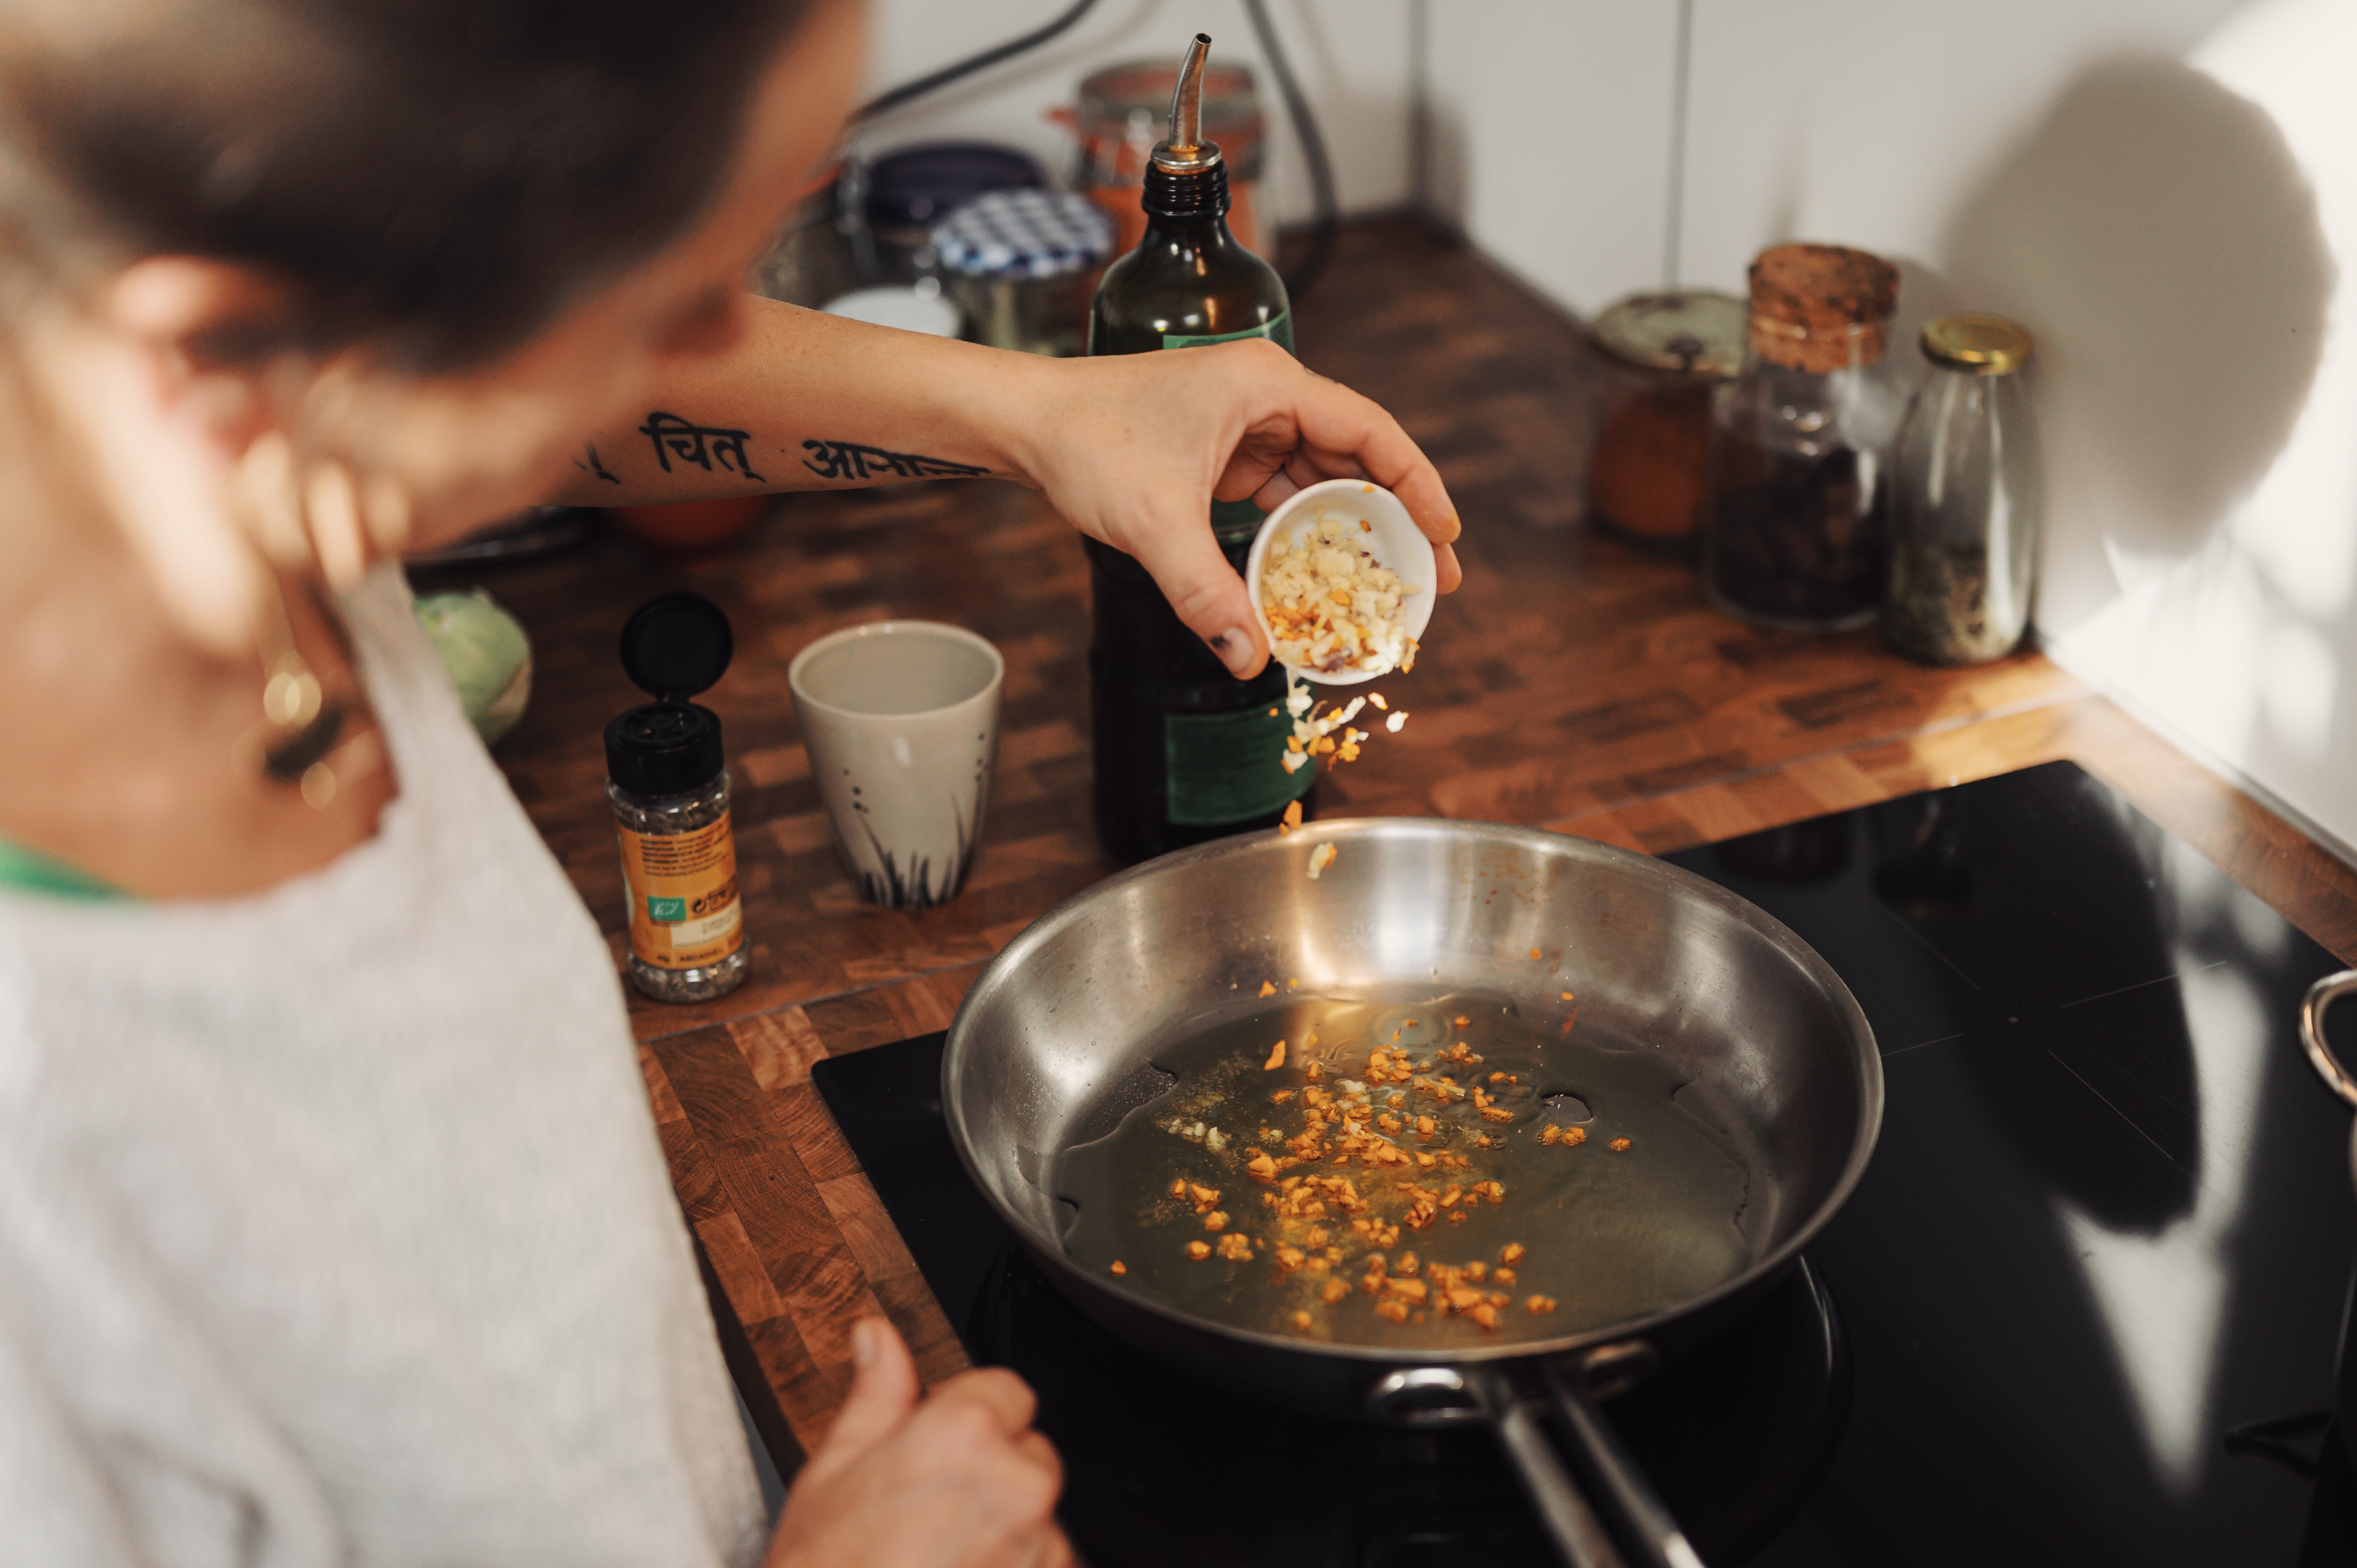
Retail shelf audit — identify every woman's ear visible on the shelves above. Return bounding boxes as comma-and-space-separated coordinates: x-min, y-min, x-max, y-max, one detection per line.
103, 256, 294, 452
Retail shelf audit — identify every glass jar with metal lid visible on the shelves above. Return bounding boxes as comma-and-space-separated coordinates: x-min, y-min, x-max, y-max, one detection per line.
1883, 314, 2043, 665
933, 188, 1115, 357
1583, 290, 1747, 555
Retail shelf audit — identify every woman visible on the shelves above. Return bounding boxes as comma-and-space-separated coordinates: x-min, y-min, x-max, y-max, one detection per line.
0, 0, 1461, 1563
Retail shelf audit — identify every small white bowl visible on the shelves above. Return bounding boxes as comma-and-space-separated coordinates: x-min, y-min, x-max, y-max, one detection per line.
1243, 478, 1437, 686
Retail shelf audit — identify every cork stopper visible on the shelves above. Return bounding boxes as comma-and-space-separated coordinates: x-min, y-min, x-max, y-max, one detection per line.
1746, 244, 1899, 373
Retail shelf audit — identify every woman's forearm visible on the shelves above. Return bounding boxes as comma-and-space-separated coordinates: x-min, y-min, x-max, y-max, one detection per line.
547, 296, 1051, 506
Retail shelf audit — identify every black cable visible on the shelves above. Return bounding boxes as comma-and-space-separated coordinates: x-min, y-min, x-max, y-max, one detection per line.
1240, 0, 1339, 301
853, 0, 1104, 122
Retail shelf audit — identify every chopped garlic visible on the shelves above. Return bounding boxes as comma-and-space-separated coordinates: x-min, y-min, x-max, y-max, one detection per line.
1260, 513, 1420, 676
1307, 842, 1338, 880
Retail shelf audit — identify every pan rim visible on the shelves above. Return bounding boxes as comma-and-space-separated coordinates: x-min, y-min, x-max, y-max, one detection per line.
941, 815, 1885, 1368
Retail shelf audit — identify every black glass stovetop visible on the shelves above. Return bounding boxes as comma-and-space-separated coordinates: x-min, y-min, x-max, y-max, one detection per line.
811, 761, 2357, 1566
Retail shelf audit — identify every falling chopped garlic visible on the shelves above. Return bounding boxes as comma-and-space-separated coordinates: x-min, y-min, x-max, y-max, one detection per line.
1306, 842, 1338, 880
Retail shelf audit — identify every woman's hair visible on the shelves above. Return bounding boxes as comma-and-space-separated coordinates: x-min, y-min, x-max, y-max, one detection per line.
0, 0, 816, 368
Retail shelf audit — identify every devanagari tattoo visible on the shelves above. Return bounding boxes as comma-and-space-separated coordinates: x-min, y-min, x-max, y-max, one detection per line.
637, 411, 766, 482
800, 439, 991, 483
573, 444, 622, 484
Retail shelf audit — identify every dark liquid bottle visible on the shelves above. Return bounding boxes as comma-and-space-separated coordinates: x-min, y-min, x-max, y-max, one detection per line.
1086, 32, 1311, 865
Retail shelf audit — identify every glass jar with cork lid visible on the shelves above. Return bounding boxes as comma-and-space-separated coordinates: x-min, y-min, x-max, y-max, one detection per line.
1702, 244, 1904, 630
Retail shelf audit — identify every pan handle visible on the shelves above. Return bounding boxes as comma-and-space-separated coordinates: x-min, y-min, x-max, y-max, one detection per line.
2300, 971, 2357, 1109
1365, 1366, 1625, 1566
1542, 1351, 1709, 1568
1363, 1356, 1704, 1568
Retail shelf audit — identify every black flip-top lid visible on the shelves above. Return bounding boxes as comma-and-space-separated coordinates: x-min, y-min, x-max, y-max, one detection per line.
607, 593, 734, 798
619, 591, 733, 701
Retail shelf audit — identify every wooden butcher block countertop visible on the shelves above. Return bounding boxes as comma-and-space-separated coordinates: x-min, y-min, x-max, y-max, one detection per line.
470, 216, 2357, 1474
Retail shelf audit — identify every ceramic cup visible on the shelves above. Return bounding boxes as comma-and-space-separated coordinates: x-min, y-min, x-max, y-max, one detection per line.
788, 621, 1004, 911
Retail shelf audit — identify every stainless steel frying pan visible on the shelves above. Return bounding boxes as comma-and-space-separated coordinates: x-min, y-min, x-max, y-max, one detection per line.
943, 818, 1883, 1567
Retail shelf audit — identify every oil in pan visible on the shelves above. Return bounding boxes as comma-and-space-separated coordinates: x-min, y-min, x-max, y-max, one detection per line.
1056, 993, 1750, 1349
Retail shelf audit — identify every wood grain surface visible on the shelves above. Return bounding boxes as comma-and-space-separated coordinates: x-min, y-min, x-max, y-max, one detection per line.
466, 216, 2357, 1473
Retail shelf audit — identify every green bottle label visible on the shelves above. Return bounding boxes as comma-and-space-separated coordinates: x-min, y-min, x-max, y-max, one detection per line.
1161, 310, 1293, 353
1163, 312, 1295, 538
1164, 703, 1314, 826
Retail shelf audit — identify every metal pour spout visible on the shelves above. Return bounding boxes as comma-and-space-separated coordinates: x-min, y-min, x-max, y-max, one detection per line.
1153, 33, 1222, 173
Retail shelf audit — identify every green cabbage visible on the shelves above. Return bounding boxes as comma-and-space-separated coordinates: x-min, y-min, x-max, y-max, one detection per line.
416, 588, 533, 745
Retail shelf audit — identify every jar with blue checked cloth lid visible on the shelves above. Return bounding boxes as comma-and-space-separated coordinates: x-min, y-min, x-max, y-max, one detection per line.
933, 188, 1114, 357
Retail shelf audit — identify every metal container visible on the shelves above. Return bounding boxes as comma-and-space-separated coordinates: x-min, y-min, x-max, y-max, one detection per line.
943, 817, 1883, 1567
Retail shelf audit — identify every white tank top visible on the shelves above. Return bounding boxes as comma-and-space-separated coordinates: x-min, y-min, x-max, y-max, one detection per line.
0, 568, 765, 1567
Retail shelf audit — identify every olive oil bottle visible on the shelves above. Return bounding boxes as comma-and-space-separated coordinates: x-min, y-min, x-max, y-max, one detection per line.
1086, 32, 1311, 865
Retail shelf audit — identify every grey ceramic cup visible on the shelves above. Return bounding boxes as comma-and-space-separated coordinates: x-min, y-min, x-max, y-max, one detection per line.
788, 621, 1004, 910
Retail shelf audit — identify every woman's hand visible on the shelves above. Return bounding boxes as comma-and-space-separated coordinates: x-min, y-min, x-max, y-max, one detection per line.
1009, 339, 1463, 678
766, 1317, 1071, 1568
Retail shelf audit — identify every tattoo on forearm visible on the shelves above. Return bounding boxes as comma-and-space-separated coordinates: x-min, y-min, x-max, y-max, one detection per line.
638, 411, 765, 482
573, 443, 622, 484
800, 439, 990, 483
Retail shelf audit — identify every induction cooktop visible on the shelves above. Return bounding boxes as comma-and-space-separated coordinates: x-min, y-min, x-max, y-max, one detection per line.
809, 761, 2357, 1566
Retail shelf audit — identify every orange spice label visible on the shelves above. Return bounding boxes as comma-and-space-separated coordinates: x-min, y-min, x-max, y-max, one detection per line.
617, 814, 743, 971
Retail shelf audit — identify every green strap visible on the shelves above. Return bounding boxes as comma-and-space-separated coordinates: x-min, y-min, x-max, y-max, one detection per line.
0, 838, 127, 901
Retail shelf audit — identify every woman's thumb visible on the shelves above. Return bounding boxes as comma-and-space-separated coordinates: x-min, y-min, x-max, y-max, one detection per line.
1123, 504, 1269, 680
810, 1317, 919, 1469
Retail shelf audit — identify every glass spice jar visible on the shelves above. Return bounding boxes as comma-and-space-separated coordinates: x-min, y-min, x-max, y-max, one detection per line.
1583, 290, 1747, 557
1883, 314, 2043, 665
605, 593, 749, 1004
1702, 244, 1905, 631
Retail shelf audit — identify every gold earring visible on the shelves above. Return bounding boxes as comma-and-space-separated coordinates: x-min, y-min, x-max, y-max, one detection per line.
246, 571, 347, 788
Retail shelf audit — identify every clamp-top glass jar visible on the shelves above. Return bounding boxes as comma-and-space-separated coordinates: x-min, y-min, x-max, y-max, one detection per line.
1883, 314, 2043, 665
1702, 244, 1904, 631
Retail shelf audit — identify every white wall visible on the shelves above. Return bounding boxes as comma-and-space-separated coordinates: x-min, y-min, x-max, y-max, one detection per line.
1420, 2, 1684, 311
855, 0, 1417, 226
1424, 0, 2357, 860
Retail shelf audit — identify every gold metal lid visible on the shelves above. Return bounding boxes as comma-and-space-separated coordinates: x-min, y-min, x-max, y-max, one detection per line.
1921, 314, 2033, 374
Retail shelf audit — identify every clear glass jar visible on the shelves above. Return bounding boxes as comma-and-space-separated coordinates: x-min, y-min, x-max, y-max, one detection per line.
1883, 315, 2043, 665
1702, 245, 1904, 632
607, 769, 749, 1004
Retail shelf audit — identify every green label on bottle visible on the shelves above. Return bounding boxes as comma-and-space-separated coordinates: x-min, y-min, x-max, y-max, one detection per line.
1162, 312, 1294, 536
1161, 310, 1294, 353
1164, 703, 1313, 826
